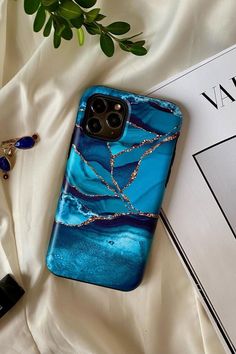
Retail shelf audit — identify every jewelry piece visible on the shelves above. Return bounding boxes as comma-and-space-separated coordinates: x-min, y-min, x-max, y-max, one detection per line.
0, 134, 39, 180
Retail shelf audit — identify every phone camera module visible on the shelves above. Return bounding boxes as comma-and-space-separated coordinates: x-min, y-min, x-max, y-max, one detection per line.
87, 118, 102, 134
106, 112, 122, 129
83, 94, 128, 141
91, 98, 107, 114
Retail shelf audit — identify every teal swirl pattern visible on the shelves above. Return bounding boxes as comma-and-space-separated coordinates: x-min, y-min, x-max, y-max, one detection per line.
46, 86, 182, 291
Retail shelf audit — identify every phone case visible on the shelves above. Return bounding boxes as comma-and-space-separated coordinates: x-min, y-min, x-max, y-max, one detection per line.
46, 86, 182, 291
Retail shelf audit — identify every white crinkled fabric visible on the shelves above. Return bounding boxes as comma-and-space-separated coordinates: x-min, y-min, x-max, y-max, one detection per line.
0, 0, 233, 353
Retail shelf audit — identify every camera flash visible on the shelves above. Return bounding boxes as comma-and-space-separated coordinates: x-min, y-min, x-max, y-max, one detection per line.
114, 104, 121, 111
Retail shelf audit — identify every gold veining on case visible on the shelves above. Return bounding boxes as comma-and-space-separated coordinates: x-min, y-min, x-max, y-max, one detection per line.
122, 132, 179, 191
73, 125, 179, 213
73, 141, 139, 213
113, 135, 162, 158
107, 142, 138, 212
127, 121, 162, 136
72, 144, 118, 195
66, 179, 120, 198
56, 210, 159, 228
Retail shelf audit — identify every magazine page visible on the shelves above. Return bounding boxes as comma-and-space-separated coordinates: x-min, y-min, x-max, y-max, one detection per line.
148, 45, 236, 354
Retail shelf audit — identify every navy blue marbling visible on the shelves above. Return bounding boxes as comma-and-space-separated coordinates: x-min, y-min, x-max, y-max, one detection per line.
46, 86, 182, 291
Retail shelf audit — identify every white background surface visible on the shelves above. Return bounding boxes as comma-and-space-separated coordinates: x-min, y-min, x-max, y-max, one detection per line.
0, 0, 235, 353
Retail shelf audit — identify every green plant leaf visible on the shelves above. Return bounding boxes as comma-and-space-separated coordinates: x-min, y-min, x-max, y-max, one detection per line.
84, 23, 100, 35
86, 8, 100, 23
53, 17, 66, 37
53, 32, 61, 48
61, 26, 73, 40
121, 32, 143, 41
23, 0, 147, 57
133, 40, 145, 47
41, 0, 59, 11
33, 6, 46, 32
41, 0, 57, 5
130, 45, 147, 56
43, 16, 53, 37
58, 1, 82, 20
74, 0, 97, 9
119, 41, 132, 52
70, 14, 84, 28
77, 27, 85, 45
24, 0, 40, 15
106, 22, 130, 35
119, 41, 147, 55
96, 14, 106, 22
100, 33, 114, 57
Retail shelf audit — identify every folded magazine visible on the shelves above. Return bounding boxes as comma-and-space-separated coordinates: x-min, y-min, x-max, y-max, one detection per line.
148, 45, 236, 354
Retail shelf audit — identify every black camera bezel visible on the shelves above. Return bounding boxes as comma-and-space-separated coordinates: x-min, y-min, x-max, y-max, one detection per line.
82, 94, 129, 142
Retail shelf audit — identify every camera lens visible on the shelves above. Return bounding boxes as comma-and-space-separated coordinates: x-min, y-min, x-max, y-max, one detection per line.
87, 118, 102, 134
106, 112, 122, 129
91, 98, 107, 114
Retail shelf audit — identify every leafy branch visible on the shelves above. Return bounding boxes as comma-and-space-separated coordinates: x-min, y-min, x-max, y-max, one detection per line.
24, 0, 148, 57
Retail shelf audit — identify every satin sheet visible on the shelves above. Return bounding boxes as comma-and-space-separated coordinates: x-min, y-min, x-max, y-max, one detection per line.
0, 0, 234, 353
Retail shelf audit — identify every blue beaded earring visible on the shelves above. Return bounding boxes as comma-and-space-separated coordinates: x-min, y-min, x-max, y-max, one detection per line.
0, 134, 39, 180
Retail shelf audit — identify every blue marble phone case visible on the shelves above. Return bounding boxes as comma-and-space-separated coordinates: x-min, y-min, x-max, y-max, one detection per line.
46, 86, 182, 291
